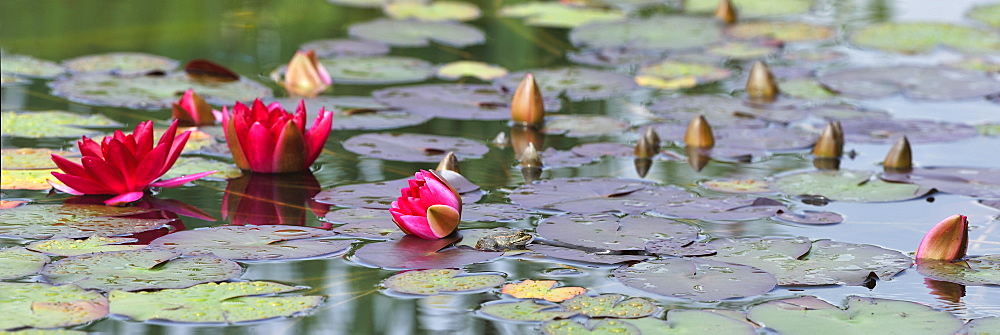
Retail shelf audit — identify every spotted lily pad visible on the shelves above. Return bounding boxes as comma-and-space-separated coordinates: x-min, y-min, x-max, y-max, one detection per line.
543, 310, 756, 335
570, 16, 722, 51
1, 111, 119, 138
348, 19, 485, 47
726, 21, 833, 42
271, 56, 434, 85
383, 269, 505, 295
510, 177, 692, 214
0, 282, 109, 330
343, 133, 488, 162
384, 1, 481, 22
543, 115, 629, 137
373, 84, 559, 120
26, 236, 146, 256
437, 61, 508, 81
498, 67, 638, 101
300, 38, 391, 57
915, 256, 1000, 286
2, 148, 77, 169
614, 258, 777, 301
881, 167, 1000, 198
636, 61, 732, 89
352, 235, 503, 270
528, 244, 652, 264
0, 55, 65, 78
501, 280, 586, 302
63, 52, 178, 75
537, 214, 698, 251
701, 179, 772, 193
705, 237, 912, 285
51, 72, 272, 109
542, 318, 641, 334
747, 296, 964, 334
1, 169, 61, 190
561, 294, 657, 318
851, 22, 1000, 54
108, 281, 322, 323
149, 225, 352, 261
0, 204, 172, 239
42, 249, 242, 291
499, 2, 625, 28
683, 0, 812, 17
0, 246, 49, 279
774, 170, 932, 202
479, 300, 578, 322
818, 66, 1000, 100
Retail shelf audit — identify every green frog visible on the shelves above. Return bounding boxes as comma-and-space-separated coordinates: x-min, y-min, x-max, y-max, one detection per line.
475, 229, 532, 252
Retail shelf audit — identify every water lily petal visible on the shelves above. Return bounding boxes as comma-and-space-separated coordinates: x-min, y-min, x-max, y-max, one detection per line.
51, 154, 90, 178
393, 213, 440, 240
246, 122, 278, 173
105, 191, 145, 206
426, 204, 460, 238
46, 178, 85, 195
272, 120, 307, 173
80, 156, 129, 193
151, 170, 217, 188
49, 172, 110, 195
305, 109, 333, 168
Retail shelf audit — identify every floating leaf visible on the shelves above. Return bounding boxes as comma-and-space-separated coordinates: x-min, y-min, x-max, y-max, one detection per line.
1, 111, 119, 138
543, 311, 756, 335
51, 72, 272, 109
644, 240, 716, 257
819, 66, 1000, 100
352, 235, 503, 270
0, 55, 65, 78
537, 214, 698, 251
342, 133, 489, 162
780, 78, 838, 100
317, 177, 481, 210
2, 148, 77, 169
916, 256, 1000, 286
968, 3, 1000, 28
648, 95, 803, 125
727, 21, 833, 42
543, 115, 629, 137
326, 0, 384, 8
561, 294, 657, 318
881, 167, 1000, 198
652, 196, 786, 221
706, 237, 912, 285
42, 249, 242, 291
528, 244, 652, 264
706, 42, 780, 60
1, 73, 29, 86
774, 210, 844, 225
614, 258, 777, 301
636, 60, 731, 89
498, 67, 638, 101
747, 296, 964, 334
383, 269, 505, 295
542, 318, 641, 334
501, 280, 586, 302
0, 282, 108, 330
684, 0, 812, 17
510, 177, 692, 214
437, 61, 508, 81
269, 96, 431, 130
774, 170, 932, 202
0, 246, 49, 279
838, 118, 978, 144
1, 169, 60, 190
162, 156, 242, 180
149, 225, 352, 261
26, 236, 146, 256
964, 316, 1000, 333
373, 84, 559, 120
500, 2, 624, 28
570, 16, 722, 51
384, 1, 481, 22
299, 38, 390, 57
348, 19, 485, 47
63, 52, 178, 75
479, 300, 577, 322
271, 56, 434, 85
700, 179, 772, 193
326, 207, 403, 239
460, 203, 539, 222
851, 22, 1000, 54
109, 281, 322, 323
0, 204, 172, 239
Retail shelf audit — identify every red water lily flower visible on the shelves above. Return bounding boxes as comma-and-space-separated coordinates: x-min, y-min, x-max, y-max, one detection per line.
389, 170, 462, 240
221, 99, 333, 173
48, 120, 216, 206
171, 89, 218, 126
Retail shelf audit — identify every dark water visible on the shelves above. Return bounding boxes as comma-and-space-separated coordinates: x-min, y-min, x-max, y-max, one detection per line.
2, 0, 999, 334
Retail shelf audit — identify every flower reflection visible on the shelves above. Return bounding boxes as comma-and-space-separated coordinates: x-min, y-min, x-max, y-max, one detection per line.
222, 172, 329, 227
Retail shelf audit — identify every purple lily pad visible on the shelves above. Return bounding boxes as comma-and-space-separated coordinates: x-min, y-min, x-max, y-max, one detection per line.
839, 119, 978, 144
648, 95, 803, 125
348, 19, 485, 47
268, 96, 431, 130
314, 177, 483, 209
805, 104, 892, 122
644, 240, 717, 256
614, 258, 777, 301
567, 47, 667, 67
543, 115, 629, 137
570, 16, 722, 52
342, 133, 489, 162
373, 84, 559, 120
881, 167, 1000, 198
649, 123, 813, 152
818, 66, 1000, 100
326, 207, 403, 240
149, 225, 354, 261
41, 250, 242, 291
527, 244, 652, 264
981, 199, 1000, 211
537, 147, 602, 168
351, 235, 503, 270
299, 38, 391, 57
537, 214, 698, 251
497, 67, 638, 101
461, 203, 539, 222
652, 196, 786, 221
509, 177, 692, 214
570, 142, 634, 159
774, 209, 844, 225
0, 204, 173, 239
271, 56, 435, 85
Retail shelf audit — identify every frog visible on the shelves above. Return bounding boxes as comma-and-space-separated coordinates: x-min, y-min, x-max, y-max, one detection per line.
475, 229, 533, 252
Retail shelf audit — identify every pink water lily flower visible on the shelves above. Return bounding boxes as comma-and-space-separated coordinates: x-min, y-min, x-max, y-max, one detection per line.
48, 120, 217, 206
389, 170, 462, 240
916, 214, 969, 262
283, 49, 332, 98
221, 99, 333, 173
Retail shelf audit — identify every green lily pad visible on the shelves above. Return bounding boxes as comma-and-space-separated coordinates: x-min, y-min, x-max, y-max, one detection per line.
42, 249, 242, 291
881, 167, 1000, 198
774, 170, 932, 202
818, 66, 1000, 100
851, 22, 1000, 54
162, 156, 242, 181
726, 21, 834, 42
706, 42, 780, 60
683, 0, 812, 17
500, 2, 625, 28
109, 281, 323, 323
498, 67, 638, 101
348, 19, 485, 47
614, 258, 777, 301
780, 78, 837, 100
542, 318, 641, 334
1, 169, 62, 190
384, 1, 481, 22
706, 237, 913, 285
149, 225, 352, 261
382, 269, 505, 295
437, 61, 508, 81
543, 115, 629, 137
0, 204, 173, 239
0, 246, 49, 279
0, 55, 66, 78
561, 294, 657, 318
968, 3, 1000, 28
964, 316, 1000, 333
747, 296, 964, 334
0, 282, 109, 330
1, 111, 119, 138
636, 60, 732, 89
700, 179, 772, 193
300, 38, 391, 57
916, 256, 1000, 286
537, 214, 698, 252
570, 16, 722, 51
51, 72, 272, 109
63, 52, 178, 75
479, 300, 578, 322
271, 56, 435, 85
373, 84, 560, 120
26, 236, 146, 256
2, 148, 77, 169
342, 133, 489, 162
543, 311, 756, 335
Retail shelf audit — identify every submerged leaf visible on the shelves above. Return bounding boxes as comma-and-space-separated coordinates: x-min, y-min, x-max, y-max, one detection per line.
109, 281, 322, 323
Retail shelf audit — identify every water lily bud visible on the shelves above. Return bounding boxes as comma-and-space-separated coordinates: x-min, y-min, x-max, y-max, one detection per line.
685, 146, 711, 172
812, 157, 840, 171
389, 170, 462, 240
171, 89, 215, 126
492, 132, 508, 147
634, 158, 652, 178
684, 115, 715, 148
511, 126, 543, 157
812, 122, 843, 158
519, 142, 543, 168
916, 214, 968, 262
436, 152, 461, 174
883, 136, 912, 172
746, 61, 779, 102
634, 132, 660, 159
714, 0, 737, 24
283, 50, 332, 98
511, 73, 545, 127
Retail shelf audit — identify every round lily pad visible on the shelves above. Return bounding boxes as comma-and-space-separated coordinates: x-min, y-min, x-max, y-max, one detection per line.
501, 279, 586, 302
614, 258, 777, 301
543, 311, 756, 335
747, 296, 965, 334
818, 66, 1000, 100
460, 203, 539, 222
774, 210, 844, 225
838, 119, 978, 144
2, 148, 77, 169
570, 16, 722, 51
342, 133, 489, 162
382, 269, 505, 295
701, 179, 772, 193
652, 196, 786, 221
509, 177, 692, 214
0, 55, 65, 78
537, 214, 698, 251
528, 244, 652, 264
636, 60, 732, 89
149, 225, 354, 261
726, 21, 833, 42
299, 38, 391, 57
42, 249, 242, 291
851, 22, 1000, 54
774, 170, 932, 202
561, 294, 657, 318
384, 1, 481, 22
805, 104, 892, 122
542, 318, 641, 334
683, 0, 812, 17
706, 42, 780, 60
644, 240, 716, 257
705, 237, 913, 285
499, 2, 625, 28
326, 0, 383, 8
269, 96, 431, 130
352, 235, 503, 270
437, 61, 508, 81
63, 52, 179, 75
968, 3, 1000, 28
780, 78, 838, 100
0, 246, 49, 279
567, 48, 667, 67
162, 156, 242, 180
542, 115, 629, 137
108, 281, 323, 323
1, 169, 62, 190
498, 67, 638, 101
271, 56, 435, 85
51, 72, 272, 109
965, 317, 1000, 334
881, 167, 1000, 198
0, 282, 109, 330
916, 256, 1000, 286
1, 111, 119, 138
373, 84, 559, 120
647, 95, 803, 125
479, 300, 577, 322
26, 236, 146, 256
0, 204, 173, 239
326, 207, 403, 239
348, 18, 485, 47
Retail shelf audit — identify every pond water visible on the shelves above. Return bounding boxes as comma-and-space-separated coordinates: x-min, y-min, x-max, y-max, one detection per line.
1, 0, 999, 334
